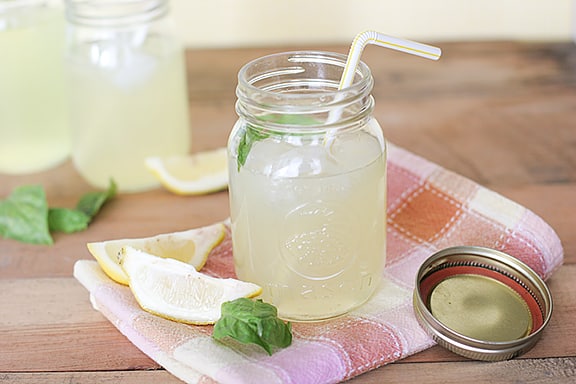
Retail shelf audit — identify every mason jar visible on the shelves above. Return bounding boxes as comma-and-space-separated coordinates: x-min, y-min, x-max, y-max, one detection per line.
64, 0, 190, 192
228, 51, 387, 321
0, 0, 69, 174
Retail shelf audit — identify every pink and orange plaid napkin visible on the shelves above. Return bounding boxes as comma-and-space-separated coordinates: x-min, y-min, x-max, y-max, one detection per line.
74, 143, 563, 384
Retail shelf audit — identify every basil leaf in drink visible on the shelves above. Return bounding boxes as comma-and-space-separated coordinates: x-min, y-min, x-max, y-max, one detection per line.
236, 115, 319, 170
237, 125, 270, 171
48, 208, 90, 233
0, 185, 53, 245
212, 298, 292, 355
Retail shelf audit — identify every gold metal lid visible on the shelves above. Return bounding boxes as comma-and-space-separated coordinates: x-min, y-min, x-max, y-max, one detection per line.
413, 246, 553, 361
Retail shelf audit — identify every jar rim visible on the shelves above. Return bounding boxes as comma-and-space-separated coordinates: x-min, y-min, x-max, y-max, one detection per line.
235, 51, 375, 133
237, 50, 373, 107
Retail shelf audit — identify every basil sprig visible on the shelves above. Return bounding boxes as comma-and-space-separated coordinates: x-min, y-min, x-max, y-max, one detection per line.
0, 180, 116, 245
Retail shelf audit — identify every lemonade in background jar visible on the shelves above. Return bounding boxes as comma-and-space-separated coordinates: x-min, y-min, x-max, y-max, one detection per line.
0, 0, 69, 174
64, 0, 190, 192
228, 52, 387, 321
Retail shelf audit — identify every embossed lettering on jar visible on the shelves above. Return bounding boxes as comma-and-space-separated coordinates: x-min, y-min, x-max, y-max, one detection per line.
227, 51, 387, 321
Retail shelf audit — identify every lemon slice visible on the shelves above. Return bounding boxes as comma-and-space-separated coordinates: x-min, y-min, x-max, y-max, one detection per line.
145, 148, 228, 195
120, 246, 262, 324
87, 222, 226, 285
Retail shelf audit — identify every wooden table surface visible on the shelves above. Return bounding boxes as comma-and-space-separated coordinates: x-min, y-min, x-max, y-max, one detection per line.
1, 41, 575, 383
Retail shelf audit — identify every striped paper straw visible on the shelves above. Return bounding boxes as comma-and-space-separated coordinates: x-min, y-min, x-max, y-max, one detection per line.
339, 30, 442, 89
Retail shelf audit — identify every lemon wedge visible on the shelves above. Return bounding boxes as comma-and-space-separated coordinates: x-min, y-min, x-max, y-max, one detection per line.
87, 222, 226, 285
145, 148, 228, 195
120, 246, 262, 324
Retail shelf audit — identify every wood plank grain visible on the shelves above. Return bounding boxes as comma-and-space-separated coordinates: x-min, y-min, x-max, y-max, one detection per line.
0, 371, 181, 384
354, 357, 576, 383
1, 357, 574, 384
1, 265, 573, 372
0, 278, 157, 371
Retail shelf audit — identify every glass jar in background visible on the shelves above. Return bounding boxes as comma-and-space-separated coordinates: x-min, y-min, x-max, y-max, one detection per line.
228, 51, 387, 321
64, 0, 190, 192
0, 0, 69, 174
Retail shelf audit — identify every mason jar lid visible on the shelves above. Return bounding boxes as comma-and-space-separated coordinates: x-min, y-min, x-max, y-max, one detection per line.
413, 246, 553, 361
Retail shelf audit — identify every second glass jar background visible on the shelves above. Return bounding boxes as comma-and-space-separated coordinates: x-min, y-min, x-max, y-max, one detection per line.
64, 0, 190, 192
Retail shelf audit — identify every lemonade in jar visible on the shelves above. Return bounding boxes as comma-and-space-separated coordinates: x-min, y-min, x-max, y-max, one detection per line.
228, 52, 387, 321
64, 0, 190, 192
0, 0, 69, 174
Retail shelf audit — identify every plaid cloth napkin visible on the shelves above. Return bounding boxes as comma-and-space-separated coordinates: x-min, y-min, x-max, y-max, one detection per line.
74, 143, 563, 384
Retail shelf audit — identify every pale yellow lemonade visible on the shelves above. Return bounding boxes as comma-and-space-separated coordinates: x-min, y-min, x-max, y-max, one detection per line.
0, 7, 69, 173
229, 119, 386, 321
68, 46, 189, 191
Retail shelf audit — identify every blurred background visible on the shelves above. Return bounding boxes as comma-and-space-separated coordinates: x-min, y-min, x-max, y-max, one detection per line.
168, 0, 574, 48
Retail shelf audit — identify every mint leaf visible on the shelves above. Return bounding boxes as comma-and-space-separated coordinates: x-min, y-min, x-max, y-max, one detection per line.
0, 185, 52, 245
212, 298, 292, 355
48, 208, 90, 233
76, 179, 117, 218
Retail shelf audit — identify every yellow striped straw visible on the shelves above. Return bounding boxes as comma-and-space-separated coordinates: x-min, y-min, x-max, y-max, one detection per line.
339, 30, 442, 89
323, 31, 441, 152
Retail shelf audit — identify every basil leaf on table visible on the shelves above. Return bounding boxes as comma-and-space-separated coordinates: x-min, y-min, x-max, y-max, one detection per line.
50, 179, 116, 234
76, 179, 117, 218
212, 298, 292, 355
0, 180, 116, 244
48, 208, 90, 233
0, 185, 53, 245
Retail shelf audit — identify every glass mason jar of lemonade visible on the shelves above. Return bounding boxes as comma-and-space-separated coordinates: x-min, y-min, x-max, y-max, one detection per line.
0, 0, 69, 174
228, 51, 387, 321
64, 0, 190, 192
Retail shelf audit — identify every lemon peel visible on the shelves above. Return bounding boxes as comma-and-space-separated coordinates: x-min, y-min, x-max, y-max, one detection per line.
145, 148, 228, 195
120, 246, 262, 325
87, 222, 225, 285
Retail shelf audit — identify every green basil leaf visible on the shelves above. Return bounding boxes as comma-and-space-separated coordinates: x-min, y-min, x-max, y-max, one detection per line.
236, 115, 318, 171
237, 125, 270, 171
212, 298, 292, 355
48, 208, 90, 233
0, 180, 116, 245
0, 185, 53, 245
76, 179, 117, 218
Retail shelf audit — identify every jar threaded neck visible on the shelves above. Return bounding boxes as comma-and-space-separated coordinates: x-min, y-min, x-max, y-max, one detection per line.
235, 51, 374, 134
